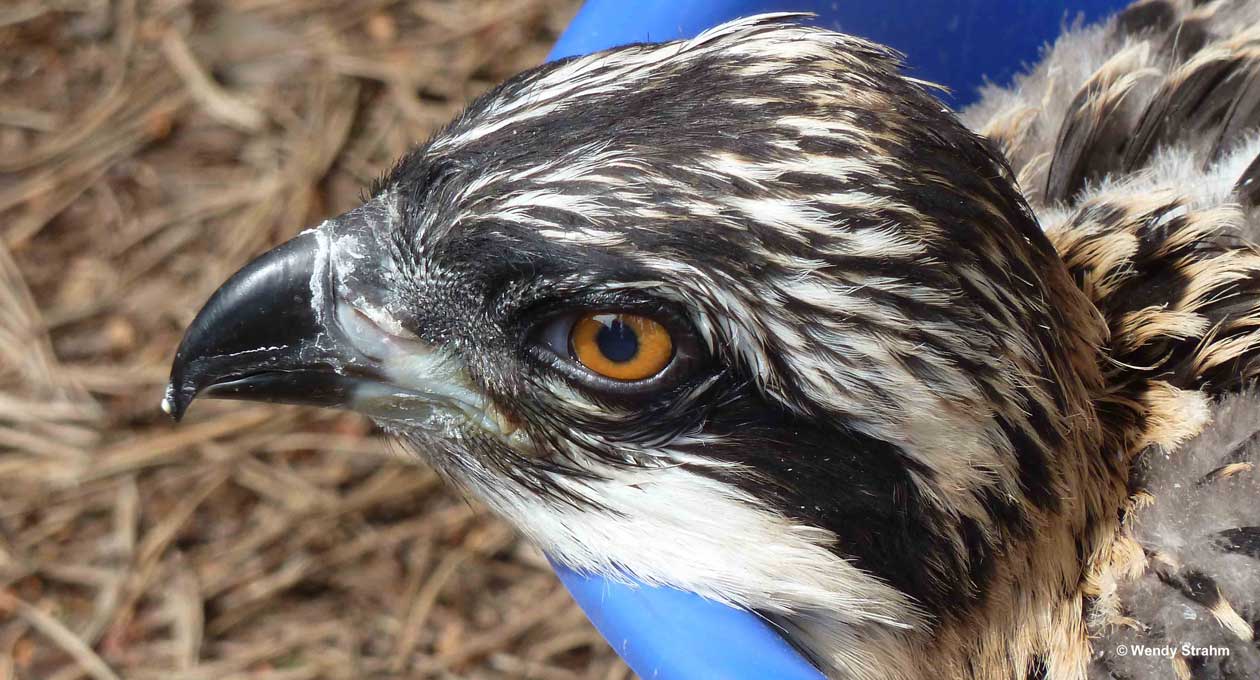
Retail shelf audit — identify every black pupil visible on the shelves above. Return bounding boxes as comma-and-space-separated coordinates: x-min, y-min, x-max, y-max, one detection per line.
596, 317, 639, 363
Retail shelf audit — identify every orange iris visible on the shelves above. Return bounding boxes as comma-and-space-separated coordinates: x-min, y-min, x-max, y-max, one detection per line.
570, 313, 673, 381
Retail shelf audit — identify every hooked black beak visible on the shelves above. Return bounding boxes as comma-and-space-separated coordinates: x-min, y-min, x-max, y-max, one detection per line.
163, 229, 368, 421
166, 200, 501, 433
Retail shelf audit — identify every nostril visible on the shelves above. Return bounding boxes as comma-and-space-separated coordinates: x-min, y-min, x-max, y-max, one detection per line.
335, 303, 394, 361
335, 301, 426, 363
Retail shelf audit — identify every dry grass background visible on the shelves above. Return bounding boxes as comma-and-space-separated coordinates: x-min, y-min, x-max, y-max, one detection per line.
0, 1, 639, 678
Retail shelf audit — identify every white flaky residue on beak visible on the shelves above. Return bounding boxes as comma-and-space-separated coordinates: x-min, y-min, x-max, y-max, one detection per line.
305, 222, 332, 328
308, 192, 527, 443
159, 385, 174, 415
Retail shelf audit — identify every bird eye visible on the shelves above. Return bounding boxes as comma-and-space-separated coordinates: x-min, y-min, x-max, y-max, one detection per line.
569, 313, 674, 381
533, 308, 700, 394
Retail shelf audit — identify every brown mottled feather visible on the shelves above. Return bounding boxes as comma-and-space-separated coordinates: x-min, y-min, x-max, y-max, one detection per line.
965, 1, 1260, 678
1044, 46, 1153, 203
1209, 67, 1260, 160
1218, 526, 1260, 558
1116, 0, 1179, 37
1121, 47, 1258, 171
1160, 14, 1212, 62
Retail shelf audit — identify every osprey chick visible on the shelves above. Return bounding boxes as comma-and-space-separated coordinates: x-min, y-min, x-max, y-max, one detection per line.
167, 3, 1260, 679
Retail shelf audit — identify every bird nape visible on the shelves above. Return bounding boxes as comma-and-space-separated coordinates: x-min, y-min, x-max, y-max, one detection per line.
165, 6, 1260, 680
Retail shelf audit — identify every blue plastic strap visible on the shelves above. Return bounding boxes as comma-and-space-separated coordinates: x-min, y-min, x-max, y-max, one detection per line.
548, 0, 1132, 106
551, 560, 827, 680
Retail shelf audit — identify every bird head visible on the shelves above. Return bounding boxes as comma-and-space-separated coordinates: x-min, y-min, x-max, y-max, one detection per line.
167, 15, 1114, 677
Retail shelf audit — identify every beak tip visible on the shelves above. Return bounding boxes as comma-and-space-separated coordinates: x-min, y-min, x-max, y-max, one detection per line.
161, 385, 188, 422
165, 226, 378, 421
164, 229, 326, 424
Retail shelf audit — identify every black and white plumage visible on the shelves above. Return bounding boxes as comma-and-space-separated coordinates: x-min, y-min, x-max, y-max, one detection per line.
165, 3, 1260, 679
966, 2, 1260, 678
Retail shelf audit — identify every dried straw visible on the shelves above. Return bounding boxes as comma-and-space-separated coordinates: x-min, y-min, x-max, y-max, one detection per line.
1, 2, 631, 678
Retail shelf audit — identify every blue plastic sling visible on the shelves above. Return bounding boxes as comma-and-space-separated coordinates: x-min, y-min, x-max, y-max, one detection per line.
549, 1, 1132, 106
544, 3, 1130, 678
